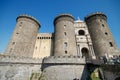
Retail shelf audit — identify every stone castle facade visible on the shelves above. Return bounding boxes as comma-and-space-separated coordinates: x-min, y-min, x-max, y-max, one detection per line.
0, 12, 120, 80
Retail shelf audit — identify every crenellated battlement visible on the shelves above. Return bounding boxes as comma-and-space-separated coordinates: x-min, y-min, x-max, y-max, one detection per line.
85, 12, 107, 21
37, 33, 54, 39
43, 56, 85, 64
0, 54, 43, 64
16, 14, 40, 27
54, 13, 74, 26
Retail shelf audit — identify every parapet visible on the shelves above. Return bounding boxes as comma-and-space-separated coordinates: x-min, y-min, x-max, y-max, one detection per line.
54, 13, 74, 25
16, 14, 41, 27
85, 12, 107, 21
43, 56, 86, 64
37, 33, 54, 40
0, 54, 43, 64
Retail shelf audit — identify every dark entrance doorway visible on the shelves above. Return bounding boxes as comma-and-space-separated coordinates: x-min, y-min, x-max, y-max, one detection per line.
81, 48, 89, 58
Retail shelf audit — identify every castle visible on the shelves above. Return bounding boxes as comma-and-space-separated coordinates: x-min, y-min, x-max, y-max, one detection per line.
0, 12, 120, 80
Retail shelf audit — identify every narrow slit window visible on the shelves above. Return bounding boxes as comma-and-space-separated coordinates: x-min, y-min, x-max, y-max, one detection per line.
109, 42, 113, 47
64, 32, 67, 36
102, 24, 104, 27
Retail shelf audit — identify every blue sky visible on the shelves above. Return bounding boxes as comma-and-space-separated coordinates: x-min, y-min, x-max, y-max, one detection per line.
0, 0, 120, 53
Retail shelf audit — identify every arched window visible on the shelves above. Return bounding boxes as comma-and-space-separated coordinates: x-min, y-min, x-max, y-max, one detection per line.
78, 30, 85, 35
81, 47, 89, 58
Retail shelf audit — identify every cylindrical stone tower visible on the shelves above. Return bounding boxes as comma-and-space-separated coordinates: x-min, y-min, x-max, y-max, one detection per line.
5, 15, 40, 57
54, 14, 77, 56
85, 12, 119, 57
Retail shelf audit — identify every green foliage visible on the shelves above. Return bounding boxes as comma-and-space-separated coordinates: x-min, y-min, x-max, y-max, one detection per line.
90, 68, 102, 80
30, 73, 34, 80
38, 73, 46, 80
30, 72, 46, 80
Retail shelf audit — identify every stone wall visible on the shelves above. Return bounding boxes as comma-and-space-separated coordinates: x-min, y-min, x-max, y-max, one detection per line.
0, 55, 43, 80
41, 56, 87, 80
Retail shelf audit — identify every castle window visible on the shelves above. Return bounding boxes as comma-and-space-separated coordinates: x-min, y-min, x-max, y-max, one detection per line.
49, 37, 50, 39
105, 32, 108, 35
64, 25, 66, 28
102, 24, 104, 27
64, 32, 67, 36
109, 42, 113, 47
16, 32, 19, 34
65, 50, 67, 54
12, 42, 15, 45
40, 37, 41, 39
78, 30, 85, 35
37, 37, 39, 39
100, 19, 102, 22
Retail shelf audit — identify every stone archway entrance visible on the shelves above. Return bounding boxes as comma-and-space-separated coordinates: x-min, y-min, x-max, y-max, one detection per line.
78, 30, 85, 35
81, 47, 89, 58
